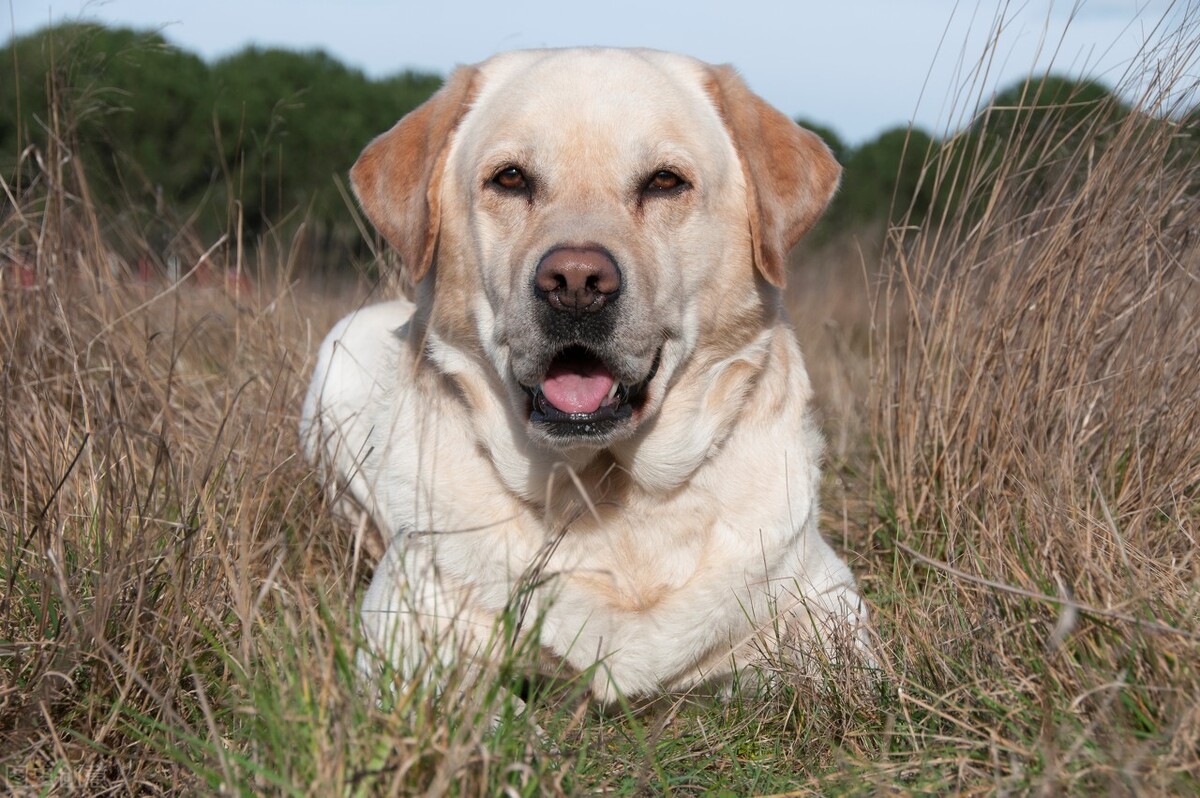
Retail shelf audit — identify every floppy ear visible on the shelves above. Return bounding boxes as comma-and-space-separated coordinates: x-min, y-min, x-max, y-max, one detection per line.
350, 66, 479, 284
706, 65, 841, 288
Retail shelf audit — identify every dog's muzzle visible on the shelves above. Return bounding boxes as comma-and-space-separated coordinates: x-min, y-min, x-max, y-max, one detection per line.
520, 246, 660, 439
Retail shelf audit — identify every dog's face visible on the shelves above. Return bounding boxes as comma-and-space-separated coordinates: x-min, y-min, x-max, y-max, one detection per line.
351, 49, 839, 451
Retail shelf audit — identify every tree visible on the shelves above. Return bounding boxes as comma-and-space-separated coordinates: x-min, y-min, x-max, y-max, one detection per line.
818, 126, 936, 236
2, 24, 214, 207
1, 23, 442, 271
208, 47, 439, 240
973, 74, 1123, 150
970, 75, 1128, 200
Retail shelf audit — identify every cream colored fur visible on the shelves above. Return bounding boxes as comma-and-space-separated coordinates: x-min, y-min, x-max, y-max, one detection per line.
301, 48, 868, 702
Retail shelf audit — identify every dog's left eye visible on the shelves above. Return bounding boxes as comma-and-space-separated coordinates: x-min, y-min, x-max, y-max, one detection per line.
644, 170, 688, 193
492, 166, 529, 191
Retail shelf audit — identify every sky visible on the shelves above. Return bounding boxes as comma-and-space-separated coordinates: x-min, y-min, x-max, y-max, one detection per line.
7, 0, 1194, 145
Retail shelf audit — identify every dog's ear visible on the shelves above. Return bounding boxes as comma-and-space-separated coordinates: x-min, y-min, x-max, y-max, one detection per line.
706, 65, 841, 288
350, 66, 479, 284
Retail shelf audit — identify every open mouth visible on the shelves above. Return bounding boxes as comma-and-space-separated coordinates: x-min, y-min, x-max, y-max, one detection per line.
522, 345, 660, 438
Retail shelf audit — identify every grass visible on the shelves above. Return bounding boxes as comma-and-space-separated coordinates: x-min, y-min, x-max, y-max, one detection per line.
3, 8, 1200, 796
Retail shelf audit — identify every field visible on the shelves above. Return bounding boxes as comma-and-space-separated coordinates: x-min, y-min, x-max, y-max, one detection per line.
3, 13, 1200, 798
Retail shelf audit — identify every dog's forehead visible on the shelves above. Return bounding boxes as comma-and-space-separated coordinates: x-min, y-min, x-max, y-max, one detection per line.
457, 48, 729, 161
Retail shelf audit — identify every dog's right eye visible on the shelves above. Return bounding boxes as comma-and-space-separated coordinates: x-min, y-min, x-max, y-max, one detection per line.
492, 166, 528, 192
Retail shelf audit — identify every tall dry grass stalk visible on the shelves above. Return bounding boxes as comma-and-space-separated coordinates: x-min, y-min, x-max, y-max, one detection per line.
872, 7, 1200, 792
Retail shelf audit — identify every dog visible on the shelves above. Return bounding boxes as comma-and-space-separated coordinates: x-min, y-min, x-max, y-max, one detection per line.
301, 48, 869, 703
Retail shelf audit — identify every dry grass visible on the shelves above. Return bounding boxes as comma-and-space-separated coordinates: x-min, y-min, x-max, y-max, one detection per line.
3, 136, 349, 792
3, 8, 1200, 795
863, 11, 1200, 794
1, 125, 585, 793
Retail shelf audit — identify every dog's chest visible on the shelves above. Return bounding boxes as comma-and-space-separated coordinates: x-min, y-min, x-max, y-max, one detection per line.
447, 490, 787, 691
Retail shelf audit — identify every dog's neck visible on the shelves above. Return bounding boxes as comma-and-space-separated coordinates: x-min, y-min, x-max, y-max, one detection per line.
410, 306, 791, 515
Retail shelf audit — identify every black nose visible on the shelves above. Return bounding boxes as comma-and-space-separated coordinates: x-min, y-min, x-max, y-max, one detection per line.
534, 247, 621, 313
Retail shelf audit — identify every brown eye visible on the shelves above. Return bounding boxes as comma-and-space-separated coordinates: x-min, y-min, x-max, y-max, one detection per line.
492, 166, 528, 191
645, 170, 687, 193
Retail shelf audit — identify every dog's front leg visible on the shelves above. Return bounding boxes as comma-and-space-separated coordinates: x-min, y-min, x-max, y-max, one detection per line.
771, 533, 876, 675
356, 536, 534, 725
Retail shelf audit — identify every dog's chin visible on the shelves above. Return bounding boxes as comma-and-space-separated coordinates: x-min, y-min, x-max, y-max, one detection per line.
518, 345, 661, 450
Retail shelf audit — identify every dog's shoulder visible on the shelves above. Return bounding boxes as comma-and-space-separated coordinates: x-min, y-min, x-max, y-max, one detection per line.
300, 300, 415, 504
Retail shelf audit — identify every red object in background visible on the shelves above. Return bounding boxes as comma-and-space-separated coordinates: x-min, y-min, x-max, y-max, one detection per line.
2, 257, 37, 289
225, 270, 253, 297
193, 259, 254, 297
137, 256, 155, 283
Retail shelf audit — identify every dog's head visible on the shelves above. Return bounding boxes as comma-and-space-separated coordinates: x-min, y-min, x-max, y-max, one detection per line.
351, 49, 839, 452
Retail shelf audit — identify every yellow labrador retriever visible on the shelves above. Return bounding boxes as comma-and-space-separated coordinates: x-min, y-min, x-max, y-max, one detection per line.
301, 48, 868, 702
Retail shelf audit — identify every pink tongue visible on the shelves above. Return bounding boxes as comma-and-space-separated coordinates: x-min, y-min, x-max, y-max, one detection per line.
541, 359, 615, 414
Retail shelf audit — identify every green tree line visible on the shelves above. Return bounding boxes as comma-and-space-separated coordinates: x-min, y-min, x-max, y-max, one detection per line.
4, 23, 1194, 272
810, 74, 1199, 243
2, 23, 440, 271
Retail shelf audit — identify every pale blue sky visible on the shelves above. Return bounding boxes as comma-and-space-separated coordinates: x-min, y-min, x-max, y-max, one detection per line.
7, 1, 1188, 144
